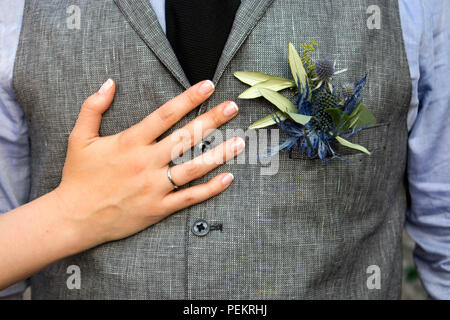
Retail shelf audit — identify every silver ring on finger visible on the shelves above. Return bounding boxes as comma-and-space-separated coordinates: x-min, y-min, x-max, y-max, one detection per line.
167, 166, 179, 190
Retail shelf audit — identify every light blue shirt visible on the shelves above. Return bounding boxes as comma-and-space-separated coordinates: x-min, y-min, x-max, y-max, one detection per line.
0, 0, 449, 299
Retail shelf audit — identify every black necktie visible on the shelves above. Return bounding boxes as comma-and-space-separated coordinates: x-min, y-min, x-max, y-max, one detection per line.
165, 0, 241, 85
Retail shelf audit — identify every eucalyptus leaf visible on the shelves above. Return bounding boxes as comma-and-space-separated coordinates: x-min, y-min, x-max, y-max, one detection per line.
258, 88, 297, 113
349, 103, 377, 130
288, 42, 307, 89
248, 111, 287, 129
286, 112, 312, 125
234, 71, 292, 86
238, 79, 296, 99
335, 136, 371, 155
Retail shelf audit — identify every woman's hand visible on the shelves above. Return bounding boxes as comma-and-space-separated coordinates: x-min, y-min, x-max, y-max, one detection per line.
0, 79, 243, 289
54, 79, 243, 246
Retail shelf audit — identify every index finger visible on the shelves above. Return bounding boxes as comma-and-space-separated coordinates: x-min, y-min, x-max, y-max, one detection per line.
125, 80, 215, 145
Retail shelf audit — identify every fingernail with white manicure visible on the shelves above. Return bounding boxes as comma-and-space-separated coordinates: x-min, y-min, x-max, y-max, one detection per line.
223, 101, 239, 117
231, 137, 245, 152
99, 79, 113, 95
198, 80, 215, 96
222, 173, 234, 186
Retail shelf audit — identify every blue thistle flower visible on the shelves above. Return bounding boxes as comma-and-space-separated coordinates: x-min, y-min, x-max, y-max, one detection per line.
342, 83, 356, 99
313, 89, 339, 110
268, 76, 367, 162
314, 58, 335, 82
270, 81, 339, 161
312, 57, 347, 91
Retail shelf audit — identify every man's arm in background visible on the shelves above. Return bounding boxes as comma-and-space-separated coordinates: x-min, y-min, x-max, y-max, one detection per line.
402, 0, 450, 299
0, 0, 30, 299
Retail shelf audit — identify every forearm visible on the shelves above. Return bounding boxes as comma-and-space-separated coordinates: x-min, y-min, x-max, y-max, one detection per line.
0, 190, 86, 290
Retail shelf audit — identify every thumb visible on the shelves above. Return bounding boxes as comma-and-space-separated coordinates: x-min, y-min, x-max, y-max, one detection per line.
71, 79, 116, 142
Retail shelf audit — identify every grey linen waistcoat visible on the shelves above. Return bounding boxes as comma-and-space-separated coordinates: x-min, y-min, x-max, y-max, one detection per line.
13, 0, 411, 299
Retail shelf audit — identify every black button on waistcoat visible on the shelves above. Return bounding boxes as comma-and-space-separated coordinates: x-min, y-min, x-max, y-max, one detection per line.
192, 219, 210, 237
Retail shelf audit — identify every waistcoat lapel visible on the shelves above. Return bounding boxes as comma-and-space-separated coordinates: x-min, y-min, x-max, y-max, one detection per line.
212, 0, 275, 84
114, 0, 275, 89
114, 0, 190, 88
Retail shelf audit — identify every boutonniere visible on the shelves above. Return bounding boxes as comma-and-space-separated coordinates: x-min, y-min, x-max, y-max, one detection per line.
234, 41, 376, 162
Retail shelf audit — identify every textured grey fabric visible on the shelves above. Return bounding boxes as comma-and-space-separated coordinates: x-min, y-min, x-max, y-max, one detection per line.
13, 0, 411, 299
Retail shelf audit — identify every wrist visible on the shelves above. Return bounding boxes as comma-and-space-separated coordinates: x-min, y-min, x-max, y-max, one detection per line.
44, 187, 98, 256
